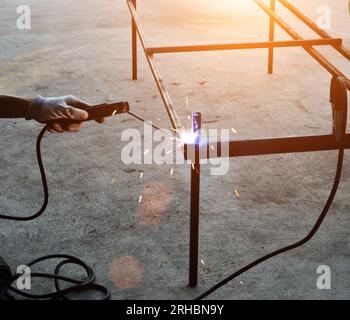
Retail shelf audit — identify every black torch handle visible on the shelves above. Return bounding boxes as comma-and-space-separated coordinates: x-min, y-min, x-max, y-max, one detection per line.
46, 101, 130, 126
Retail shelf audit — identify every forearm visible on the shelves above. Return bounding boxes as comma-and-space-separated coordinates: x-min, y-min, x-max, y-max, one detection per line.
0, 95, 33, 118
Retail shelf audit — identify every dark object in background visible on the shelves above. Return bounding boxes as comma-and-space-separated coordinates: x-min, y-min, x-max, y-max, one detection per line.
0, 255, 12, 299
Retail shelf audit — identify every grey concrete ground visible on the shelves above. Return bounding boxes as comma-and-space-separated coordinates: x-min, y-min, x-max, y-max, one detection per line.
0, 0, 350, 299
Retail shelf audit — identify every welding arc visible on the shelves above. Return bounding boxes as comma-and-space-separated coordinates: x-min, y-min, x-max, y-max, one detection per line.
196, 148, 344, 300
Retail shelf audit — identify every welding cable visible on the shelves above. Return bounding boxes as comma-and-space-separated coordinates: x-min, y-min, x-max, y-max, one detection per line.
0, 126, 48, 221
196, 147, 345, 300
5, 254, 110, 300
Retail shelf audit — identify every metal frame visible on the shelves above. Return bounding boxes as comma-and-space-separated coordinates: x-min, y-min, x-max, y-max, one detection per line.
126, 0, 350, 287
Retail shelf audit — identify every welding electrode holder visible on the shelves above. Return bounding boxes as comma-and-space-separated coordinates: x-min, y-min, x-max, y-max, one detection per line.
331, 76, 348, 145
45, 101, 130, 127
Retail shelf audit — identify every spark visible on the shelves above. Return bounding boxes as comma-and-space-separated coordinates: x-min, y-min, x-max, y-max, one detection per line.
139, 172, 143, 179
170, 168, 174, 176
210, 145, 215, 151
138, 195, 143, 203
144, 149, 150, 156
112, 109, 118, 116
231, 128, 237, 134
192, 163, 195, 170
166, 149, 173, 155
240, 280, 244, 285
234, 190, 240, 198
201, 259, 205, 265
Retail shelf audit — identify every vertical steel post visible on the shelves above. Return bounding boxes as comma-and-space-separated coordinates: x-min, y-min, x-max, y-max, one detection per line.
189, 112, 201, 287
268, 0, 276, 74
131, 0, 137, 80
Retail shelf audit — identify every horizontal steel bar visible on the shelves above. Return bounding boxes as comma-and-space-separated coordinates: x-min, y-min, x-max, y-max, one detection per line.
278, 0, 350, 61
147, 38, 342, 54
253, 0, 350, 90
126, 0, 182, 130
184, 134, 350, 160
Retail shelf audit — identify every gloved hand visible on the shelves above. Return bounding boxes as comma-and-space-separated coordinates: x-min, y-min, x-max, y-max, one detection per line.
26, 95, 105, 133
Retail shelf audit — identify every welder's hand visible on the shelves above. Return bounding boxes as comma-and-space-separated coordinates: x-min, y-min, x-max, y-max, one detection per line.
26, 95, 105, 133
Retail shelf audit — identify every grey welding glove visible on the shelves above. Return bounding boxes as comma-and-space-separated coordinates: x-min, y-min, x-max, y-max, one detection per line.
26, 95, 89, 133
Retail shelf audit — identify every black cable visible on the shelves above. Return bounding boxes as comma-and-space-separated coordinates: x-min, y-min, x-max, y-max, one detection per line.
196, 148, 345, 300
0, 125, 110, 300
0, 126, 48, 221
6, 254, 110, 300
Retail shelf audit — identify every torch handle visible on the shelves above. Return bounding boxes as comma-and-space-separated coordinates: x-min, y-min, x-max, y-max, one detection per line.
46, 101, 130, 126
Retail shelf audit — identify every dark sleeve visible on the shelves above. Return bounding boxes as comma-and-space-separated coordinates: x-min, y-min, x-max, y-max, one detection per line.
0, 95, 33, 118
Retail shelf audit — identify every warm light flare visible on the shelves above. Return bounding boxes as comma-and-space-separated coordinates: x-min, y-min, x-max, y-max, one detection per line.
187, 0, 258, 15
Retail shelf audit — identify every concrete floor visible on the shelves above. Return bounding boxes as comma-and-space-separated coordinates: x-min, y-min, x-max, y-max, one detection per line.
0, 0, 350, 299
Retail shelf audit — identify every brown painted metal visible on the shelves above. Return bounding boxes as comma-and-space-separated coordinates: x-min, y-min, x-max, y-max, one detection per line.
189, 112, 202, 288
184, 134, 350, 161
278, 0, 350, 61
268, 0, 276, 74
147, 38, 342, 54
131, 0, 137, 80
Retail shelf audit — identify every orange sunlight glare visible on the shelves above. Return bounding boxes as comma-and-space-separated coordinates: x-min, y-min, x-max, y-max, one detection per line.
187, 0, 258, 15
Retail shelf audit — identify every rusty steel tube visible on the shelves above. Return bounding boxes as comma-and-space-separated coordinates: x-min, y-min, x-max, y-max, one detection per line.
268, 0, 276, 74
147, 38, 342, 54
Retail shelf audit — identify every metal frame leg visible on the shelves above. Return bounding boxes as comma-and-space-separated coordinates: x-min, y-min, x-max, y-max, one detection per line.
189, 156, 200, 287
132, 0, 137, 80
189, 112, 201, 288
268, 0, 276, 74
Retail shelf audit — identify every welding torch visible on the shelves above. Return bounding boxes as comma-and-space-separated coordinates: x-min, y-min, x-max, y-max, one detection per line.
46, 101, 130, 127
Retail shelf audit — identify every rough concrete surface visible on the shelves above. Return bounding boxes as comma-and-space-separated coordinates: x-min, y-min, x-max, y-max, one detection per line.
0, 0, 349, 299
